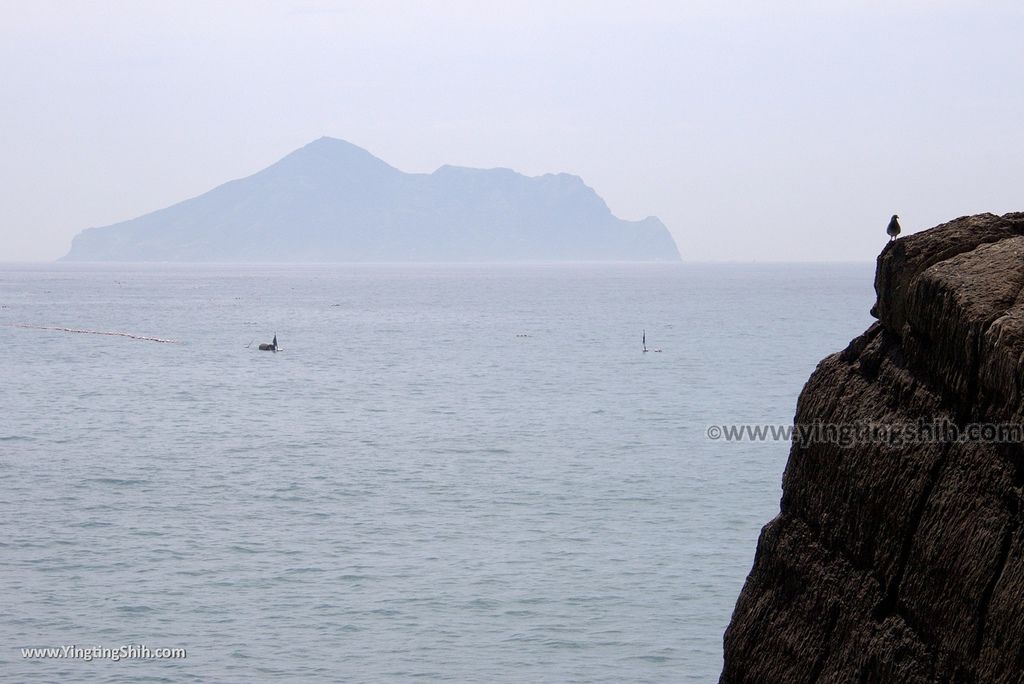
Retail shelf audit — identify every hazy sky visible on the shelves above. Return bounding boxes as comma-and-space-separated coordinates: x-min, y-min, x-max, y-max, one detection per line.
3, 1, 1023, 261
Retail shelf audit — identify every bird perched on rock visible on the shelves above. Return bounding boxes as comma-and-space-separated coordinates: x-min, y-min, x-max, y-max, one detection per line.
887, 214, 901, 241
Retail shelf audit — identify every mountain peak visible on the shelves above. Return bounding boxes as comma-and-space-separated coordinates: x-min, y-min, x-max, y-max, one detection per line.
306, 135, 366, 151
289, 136, 388, 161
258, 136, 400, 183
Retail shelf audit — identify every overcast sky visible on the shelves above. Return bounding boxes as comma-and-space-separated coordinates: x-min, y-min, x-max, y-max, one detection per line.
2, 1, 1023, 262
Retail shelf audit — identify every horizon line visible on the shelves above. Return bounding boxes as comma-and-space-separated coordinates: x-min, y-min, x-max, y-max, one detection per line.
0, 258, 877, 266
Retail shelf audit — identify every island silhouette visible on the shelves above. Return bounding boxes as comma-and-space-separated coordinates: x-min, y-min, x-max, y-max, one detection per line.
62, 137, 680, 262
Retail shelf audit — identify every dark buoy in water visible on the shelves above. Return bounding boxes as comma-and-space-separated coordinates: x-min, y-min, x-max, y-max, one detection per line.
887, 214, 901, 242
258, 333, 278, 352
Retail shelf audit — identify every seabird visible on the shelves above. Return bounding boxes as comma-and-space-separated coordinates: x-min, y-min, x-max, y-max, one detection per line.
887, 214, 901, 242
258, 333, 278, 352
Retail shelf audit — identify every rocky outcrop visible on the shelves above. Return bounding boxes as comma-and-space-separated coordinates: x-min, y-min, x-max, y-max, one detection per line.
721, 213, 1024, 682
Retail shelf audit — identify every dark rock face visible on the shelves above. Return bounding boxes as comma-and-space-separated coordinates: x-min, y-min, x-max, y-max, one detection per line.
721, 213, 1024, 683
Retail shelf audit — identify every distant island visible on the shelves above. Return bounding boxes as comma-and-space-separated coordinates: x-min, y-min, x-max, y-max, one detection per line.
62, 137, 680, 262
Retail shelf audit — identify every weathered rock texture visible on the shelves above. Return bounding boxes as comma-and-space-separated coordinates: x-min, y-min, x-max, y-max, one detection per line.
721, 213, 1024, 683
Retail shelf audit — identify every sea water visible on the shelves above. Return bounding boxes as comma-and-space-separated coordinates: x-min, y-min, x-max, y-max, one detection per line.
0, 263, 874, 683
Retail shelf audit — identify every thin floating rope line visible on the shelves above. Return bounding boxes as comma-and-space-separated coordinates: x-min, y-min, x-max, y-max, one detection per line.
8, 323, 180, 344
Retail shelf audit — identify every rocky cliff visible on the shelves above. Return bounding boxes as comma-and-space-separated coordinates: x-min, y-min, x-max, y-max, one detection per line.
721, 213, 1024, 682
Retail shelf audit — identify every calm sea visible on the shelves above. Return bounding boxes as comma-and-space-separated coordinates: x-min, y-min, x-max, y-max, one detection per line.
0, 263, 874, 683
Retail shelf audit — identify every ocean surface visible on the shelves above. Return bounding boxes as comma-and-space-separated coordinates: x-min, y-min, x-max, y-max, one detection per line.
0, 263, 875, 683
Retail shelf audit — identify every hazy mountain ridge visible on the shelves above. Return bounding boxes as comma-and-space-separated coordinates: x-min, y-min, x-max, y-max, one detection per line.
62, 137, 680, 262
